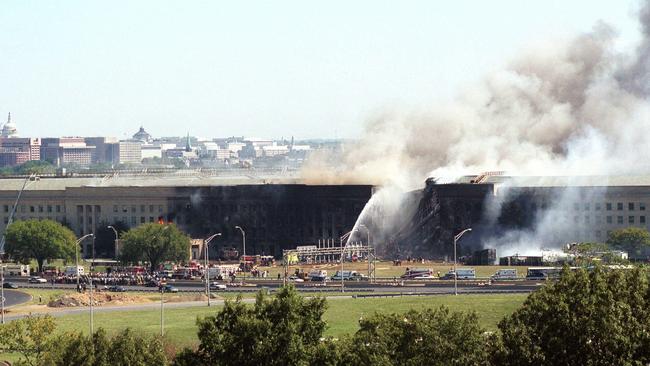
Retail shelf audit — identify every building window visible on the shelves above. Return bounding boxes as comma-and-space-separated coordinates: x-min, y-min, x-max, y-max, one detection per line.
629, 202, 635, 211
113, 205, 118, 213
2, 205, 7, 213
617, 202, 623, 211
122, 206, 128, 213
596, 230, 602, 238
149, 205, 154, 213
140, 205, 145, 212
158, 205, 163, 213
584, 216, 590, 224
30, 206, 35, 213
606, 203, 612, 211
3, 217, 7, 224
584, 203, 590, 211
574, 203, 580, 210
47, 205, 52, 213
131, 206, 136, 213
596, 215, 602, 224
617, 216, 624, 224
641, 216, 646, 224
130, 216, 136, 225
56, 205, 61, 213
574, 216, 579, 223
595, 203, 601, 211
641, 203, 646, 211
149, 216, 154, 222
629, 216, 635, 224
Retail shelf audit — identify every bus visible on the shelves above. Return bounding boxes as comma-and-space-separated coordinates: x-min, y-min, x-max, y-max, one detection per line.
400, 268, 433, 279
526, 267, 563, 280
441, 268, 476, 280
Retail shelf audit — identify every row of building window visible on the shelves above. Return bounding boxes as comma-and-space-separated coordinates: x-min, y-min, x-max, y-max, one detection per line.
112, 205, 164, 214
569, 202, 646, 211
3, 204, 63, 213
573, 215, 648, 225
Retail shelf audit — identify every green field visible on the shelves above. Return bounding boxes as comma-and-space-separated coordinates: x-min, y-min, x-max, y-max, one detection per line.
49, 293, 527, 349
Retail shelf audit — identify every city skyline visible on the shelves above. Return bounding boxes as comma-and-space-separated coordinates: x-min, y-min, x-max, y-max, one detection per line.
1, 0, 641, 139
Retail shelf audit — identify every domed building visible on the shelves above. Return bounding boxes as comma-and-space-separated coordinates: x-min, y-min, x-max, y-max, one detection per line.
1, 112, 18, 138
132, 126, 152, 143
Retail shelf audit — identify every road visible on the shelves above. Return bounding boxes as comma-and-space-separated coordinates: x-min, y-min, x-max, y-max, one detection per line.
6, 276, 543, 294
2, 289, 31, 307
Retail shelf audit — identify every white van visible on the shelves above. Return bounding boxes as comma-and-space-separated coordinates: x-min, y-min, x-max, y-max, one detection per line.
442, 268, 476, 280
331, 270, 368, 281
64, 266, 84, 276
491, 269, 517, 280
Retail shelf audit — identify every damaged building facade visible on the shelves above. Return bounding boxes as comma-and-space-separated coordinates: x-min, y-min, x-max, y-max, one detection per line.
392, 174, 650, 260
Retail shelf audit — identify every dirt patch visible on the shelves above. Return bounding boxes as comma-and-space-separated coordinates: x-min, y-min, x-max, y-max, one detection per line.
164, 294, 208, 303
48, 292, 152, 308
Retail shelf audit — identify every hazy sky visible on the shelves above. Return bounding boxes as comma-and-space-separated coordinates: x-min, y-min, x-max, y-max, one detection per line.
0, 1, 642, 139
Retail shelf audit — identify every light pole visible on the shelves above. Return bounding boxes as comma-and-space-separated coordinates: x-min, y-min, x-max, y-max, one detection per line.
75, 234, 94, 288
107, 225, 119, 259
453, 228, 472, 296
89, 233, 96, 334
0, 174, 39, 255
234, 226, 246, 283
156, 225, 170, 337
1, 265, 5, 324
204, 233, 221, 306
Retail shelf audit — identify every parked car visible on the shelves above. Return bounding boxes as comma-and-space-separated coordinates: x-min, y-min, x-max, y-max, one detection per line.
209, 282, 227, 291
28, 277, 47, 284
2, 282, 18, 289
107, 285, 127, 292
288, 275, 304, 283
161, 284, 178, 293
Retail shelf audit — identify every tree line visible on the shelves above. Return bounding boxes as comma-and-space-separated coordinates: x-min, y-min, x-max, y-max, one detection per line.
3, 219, 190, 272
2, 266, 650, 365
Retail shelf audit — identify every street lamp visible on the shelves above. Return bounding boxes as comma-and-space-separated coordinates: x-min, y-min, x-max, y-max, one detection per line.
1, 264, 5, 324
0, 174, 39, 255
234, 226, 246, 282
156, 225, 170, 337
453, 228, 472, 296
107, 225, 119, 259
204, 233, 221, 306
89, 233, 96, 334
75, 234, 94, 288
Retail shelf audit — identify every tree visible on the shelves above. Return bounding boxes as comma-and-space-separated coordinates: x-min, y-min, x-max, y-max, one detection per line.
0, 315, 56, 366
494, 266, 650, 366
607, 227, 650, 255
44, 328, 167, 366
93, 220, 129, 258
174, 286, 328, 366
340, 307, 489, 366
120, 223, 190, 272
5, 219, 77, 272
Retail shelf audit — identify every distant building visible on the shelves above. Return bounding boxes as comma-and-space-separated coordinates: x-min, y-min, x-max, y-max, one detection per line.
141, 145, 162, 160
0, 148, 29, 167
109, 140, 142, 165
41, 137, 95, 166
84, 137, 118, 164
1, 113, 18, 138
0, 137, 41, 162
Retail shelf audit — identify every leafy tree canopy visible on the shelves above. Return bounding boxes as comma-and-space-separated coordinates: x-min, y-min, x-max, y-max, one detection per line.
174, 286, 328, 366
120, 223, 190, 272
340, 307, 488, 366
494, 266, 650, 366
606, 227, 650, 254
5, 219, 77, 272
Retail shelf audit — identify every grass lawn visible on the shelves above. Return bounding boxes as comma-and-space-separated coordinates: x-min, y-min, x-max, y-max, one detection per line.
49, 293, 527, 349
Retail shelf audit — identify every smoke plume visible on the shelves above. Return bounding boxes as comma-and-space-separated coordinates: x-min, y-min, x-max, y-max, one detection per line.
303, 0, 650, 254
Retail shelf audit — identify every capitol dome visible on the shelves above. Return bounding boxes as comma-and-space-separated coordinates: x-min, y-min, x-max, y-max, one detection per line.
133, 126, 152, 143
1, 112, 18, 138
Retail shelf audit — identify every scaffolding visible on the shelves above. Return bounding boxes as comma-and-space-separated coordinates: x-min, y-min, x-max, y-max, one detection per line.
282, 236, 376, 286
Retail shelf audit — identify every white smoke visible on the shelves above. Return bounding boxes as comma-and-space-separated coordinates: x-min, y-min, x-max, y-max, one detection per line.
302, 0, 650, 256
